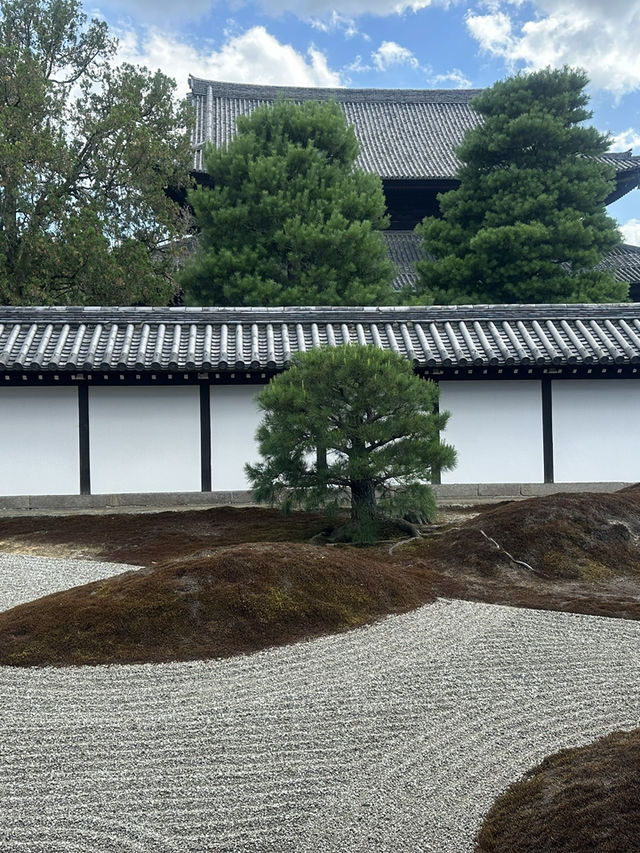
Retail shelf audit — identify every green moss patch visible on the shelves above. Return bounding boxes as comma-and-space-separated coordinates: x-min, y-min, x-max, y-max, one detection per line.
4, 492, 640, 667
0, 506, 331, 565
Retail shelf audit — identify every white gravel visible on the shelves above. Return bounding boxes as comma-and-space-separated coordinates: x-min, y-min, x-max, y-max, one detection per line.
1, 553, 639, 852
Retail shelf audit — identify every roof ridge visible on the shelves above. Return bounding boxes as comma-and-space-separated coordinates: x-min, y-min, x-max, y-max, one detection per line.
187, 77, 483, 105
2, 304, 639, 323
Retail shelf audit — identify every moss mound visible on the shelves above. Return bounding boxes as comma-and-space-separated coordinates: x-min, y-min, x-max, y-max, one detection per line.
4, 492, 640, 667
475, 728, 640, 852
417, 491, 640, 581
0, 506, 330, 565
0, 542, 432, 666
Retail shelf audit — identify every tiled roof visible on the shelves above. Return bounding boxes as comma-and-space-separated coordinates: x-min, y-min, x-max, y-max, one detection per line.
188, 79, 483, 179
3, 304, 640, 372
384, 232, 640, 290
596, 244, 640, 283
599, 150, 640, 174
188, 78, 640, 187
383, 231, 425, 290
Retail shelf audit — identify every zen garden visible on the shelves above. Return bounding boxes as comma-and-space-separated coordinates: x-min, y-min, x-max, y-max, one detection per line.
0, 1, 639, 851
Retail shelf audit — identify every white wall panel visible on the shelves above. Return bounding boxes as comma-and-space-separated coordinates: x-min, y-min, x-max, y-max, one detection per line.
553, 380, 640, 482
439, 380, 544, 483
0, 387, 79, 495
89, 386, 200, 494
211, 385, 263, 490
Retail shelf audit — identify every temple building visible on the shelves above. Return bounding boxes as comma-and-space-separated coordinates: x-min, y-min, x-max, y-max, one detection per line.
187, 78, 640, 296
0, 79, 639, 507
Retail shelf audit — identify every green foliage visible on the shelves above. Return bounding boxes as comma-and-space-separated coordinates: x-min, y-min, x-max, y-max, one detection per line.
246, 345, 456, 543
0, 0, 193, 305
181, 99, 396, 306
411, 67, 626, 305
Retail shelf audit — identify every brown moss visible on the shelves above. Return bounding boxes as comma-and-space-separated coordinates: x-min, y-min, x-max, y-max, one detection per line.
0, 542, 433, 666
0, 506, 331, 565
416, 492, 640, 581
475, 728, 640, 852
4, 493, 640, 667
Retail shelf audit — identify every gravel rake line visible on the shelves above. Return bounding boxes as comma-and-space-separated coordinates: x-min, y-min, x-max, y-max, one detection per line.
293, 606, 640, 852
0, 554, 135, 613
0, 821, 180, 853
1, 555, 640, 852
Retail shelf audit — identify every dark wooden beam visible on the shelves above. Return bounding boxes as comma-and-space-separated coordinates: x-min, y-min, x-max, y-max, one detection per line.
78, 383, 91, 495
199, 381, 212, 492
431, 378, 442, 485
541, 376, 554, 484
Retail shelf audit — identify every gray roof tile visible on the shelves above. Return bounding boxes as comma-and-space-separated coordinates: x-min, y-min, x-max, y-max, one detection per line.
188, 79, 482, 178
385, 232, 640, 290
596, 243, 640, 283
383, 231, 425, 290
188, 78, 640, 185
3, 304, 640, 372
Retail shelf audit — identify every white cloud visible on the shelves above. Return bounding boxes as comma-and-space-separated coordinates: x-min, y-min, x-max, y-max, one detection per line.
431, 68, 473, 88
102, 0, 453, 24
620, 218, 640, 246
115, 26, 343, 93
466, 1, 640, 96
466, 11, 514, 56
344, 41, 425, 75
372, 41, 420, 71
344, 55, 372, 73
345, 41, 469, 86
309, 11, 362, 38
610, 129, 640, 153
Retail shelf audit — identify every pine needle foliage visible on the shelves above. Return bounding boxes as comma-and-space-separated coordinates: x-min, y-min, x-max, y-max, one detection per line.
181, 100, 396, 306
411, 67, 627, 305
246, 345, 456, 543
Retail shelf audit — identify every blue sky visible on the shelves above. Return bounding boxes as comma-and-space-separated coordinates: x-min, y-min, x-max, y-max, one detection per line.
90, 0, 640, 243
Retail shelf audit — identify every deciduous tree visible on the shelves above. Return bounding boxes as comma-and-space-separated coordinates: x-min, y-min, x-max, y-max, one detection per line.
0, 0, 193, 305
246, 345, 456, 543
412, 67, 626, 305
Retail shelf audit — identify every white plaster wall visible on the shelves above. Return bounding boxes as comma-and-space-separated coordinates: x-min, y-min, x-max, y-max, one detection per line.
553, 379, 640, 482
0, 386, 79, 495
211, 385, 263, 491
439, 380, 544, 483
89, 387, 201, 494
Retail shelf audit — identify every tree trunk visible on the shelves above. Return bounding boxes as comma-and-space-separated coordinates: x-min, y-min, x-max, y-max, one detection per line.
316, 443, 328, 480
350, 479, 377, 526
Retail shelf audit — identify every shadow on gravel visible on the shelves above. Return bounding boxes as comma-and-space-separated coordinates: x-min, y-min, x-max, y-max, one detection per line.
1, 489, 640, 666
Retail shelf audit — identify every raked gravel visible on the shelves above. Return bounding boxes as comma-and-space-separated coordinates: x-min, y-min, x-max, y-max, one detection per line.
1, 553, 639, 853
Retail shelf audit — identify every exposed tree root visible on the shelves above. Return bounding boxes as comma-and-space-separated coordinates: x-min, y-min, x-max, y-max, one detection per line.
309, 514, 421, 546
383, 515, 421, 538
480, 529, 536, 573
388, 535, 421, 554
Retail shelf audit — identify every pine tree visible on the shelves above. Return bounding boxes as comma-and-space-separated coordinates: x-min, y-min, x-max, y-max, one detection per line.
246, 345, 456, 543
412, 67, 626, 305
181, 100, 396, 306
